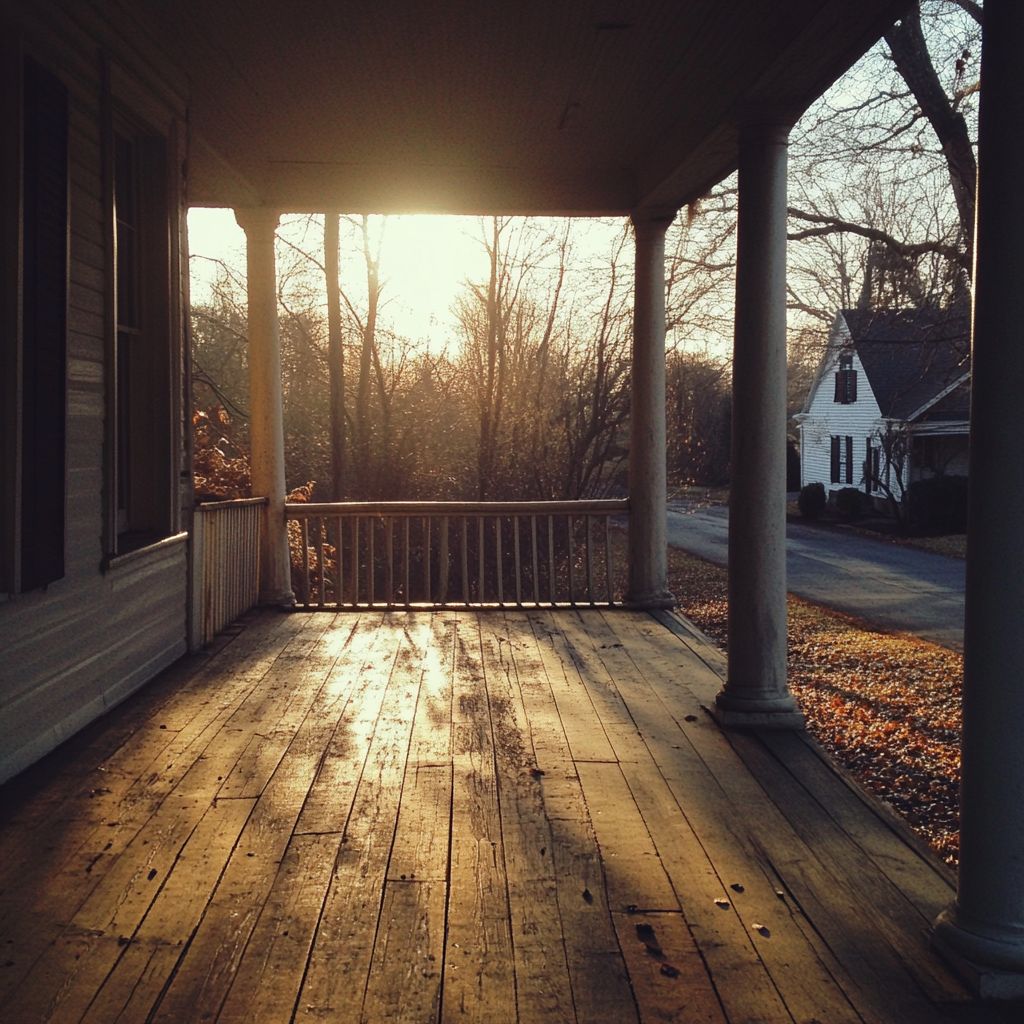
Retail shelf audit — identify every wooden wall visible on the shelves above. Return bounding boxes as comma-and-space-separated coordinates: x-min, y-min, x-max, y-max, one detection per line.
0, 0, 192, 783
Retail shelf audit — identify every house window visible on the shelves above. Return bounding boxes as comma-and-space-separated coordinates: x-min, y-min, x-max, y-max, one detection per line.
865, 439, 879, 493
831, 435, 854, 485
110, 124, 172, 554
2, 58, 68, 594
834, 351, 857, 404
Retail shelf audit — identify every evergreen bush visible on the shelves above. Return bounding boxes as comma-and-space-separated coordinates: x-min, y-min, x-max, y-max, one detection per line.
798, 482, 827, 519
835, 487, 865, 519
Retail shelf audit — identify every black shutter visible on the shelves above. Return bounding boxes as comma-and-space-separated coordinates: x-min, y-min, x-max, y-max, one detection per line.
20, 58, 68, 591
849, 370, 857, 403
834, 372, 843, 403
845, 436, 854, 485
865, 439, 874, 492
830, 436, 840, 483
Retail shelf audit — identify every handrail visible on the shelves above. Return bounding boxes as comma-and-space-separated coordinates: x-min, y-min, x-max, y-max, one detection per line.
198, 496, 268, 510
286, 499, 628, 516
285, 499, 628, 611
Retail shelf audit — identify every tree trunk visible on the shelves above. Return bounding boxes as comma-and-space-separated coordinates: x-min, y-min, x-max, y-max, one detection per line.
356, 215, 379, 497
324, 212, 345, 500
885, 3, 977, 261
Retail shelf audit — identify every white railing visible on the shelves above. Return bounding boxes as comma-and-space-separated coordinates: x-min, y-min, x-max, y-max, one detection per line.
190, 497, 265, 647
285, 500, 628, 610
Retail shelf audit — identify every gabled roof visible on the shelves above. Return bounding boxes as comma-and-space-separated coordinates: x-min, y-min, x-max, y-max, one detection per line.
841, 307, 971, 420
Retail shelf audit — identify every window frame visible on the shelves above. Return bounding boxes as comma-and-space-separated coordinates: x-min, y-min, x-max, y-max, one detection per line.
103, 81, 177, 559
833, 350, 858, 405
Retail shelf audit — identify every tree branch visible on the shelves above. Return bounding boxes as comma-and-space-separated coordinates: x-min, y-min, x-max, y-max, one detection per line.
947, 0, 982, 27
787, 207, 969, 270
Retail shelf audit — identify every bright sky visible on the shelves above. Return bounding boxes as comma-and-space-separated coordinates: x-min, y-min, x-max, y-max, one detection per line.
187, 209, 629, 347
188, 209, 511, 345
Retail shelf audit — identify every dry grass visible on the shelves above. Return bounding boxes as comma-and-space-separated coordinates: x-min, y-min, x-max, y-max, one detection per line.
611, 532, 963, 864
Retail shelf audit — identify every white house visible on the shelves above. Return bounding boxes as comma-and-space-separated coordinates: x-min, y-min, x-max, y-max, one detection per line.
795, 307, 970, 502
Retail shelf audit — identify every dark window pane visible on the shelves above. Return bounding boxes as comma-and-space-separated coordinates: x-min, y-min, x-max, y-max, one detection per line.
20, 57, 68, 592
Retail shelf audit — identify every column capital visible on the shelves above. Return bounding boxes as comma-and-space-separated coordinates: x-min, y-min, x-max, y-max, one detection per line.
736, 119, 793, 148
233, 207, 281, 239
630, 209, 677, 236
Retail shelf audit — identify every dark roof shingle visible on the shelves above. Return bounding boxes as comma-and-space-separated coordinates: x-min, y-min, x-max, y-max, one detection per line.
841, 307, 970, 419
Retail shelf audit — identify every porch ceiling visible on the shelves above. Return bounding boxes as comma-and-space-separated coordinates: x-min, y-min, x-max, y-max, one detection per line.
142, 0, 909, 214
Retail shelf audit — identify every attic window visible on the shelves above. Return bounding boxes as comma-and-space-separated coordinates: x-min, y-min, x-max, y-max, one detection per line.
834, 351, 857, 404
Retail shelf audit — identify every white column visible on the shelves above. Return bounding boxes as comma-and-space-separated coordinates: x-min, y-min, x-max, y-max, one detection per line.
713, 121, 803, 730
234, 208, 295, 607
933, 1, 1024, 993
626, 212, 675, 609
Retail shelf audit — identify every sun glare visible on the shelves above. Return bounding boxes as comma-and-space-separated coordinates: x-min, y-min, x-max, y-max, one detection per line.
188, 208, 493, 345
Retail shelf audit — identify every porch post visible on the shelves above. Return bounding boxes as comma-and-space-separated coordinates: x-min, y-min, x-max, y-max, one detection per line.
234, 208, 295, 607
713, 120, 803, 729
933, 0, 1024, 992
626, 211, 675, 609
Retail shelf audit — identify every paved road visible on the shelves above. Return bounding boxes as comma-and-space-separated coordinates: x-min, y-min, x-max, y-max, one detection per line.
666, 505, 966, 651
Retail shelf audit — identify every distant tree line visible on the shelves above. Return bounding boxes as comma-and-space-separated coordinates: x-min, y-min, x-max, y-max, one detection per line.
192, 215, 733, 504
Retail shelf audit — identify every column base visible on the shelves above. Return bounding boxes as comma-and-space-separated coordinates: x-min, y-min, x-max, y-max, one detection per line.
711, 689, 805, 730
622, 590, 676, 610
933, 918, 1024, 999
260, 589, 297, 610
933, 907, 1024, 993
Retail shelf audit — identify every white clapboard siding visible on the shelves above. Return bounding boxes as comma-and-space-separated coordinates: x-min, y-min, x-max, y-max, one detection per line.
0, 0, 190, 784
799, 314, 887, 494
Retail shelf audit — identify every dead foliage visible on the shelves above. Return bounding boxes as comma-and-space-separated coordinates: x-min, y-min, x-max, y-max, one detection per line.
663, 546, 963, 864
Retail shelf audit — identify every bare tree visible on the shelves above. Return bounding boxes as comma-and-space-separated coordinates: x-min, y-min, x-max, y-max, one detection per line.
324, 213, 346, 500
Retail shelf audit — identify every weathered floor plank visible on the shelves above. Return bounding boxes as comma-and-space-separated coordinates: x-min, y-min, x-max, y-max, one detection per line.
0, 608, 1002, 1024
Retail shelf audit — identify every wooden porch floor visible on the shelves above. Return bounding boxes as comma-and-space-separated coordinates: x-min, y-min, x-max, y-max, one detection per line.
0, 608, 1011, 1023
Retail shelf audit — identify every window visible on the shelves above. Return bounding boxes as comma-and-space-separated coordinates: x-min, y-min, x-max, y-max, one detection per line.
865, 439, 879, 493
831, 435, 853, 485
834, 350, 857, 404
110, 122, 172, 554
2, 57, 68, 593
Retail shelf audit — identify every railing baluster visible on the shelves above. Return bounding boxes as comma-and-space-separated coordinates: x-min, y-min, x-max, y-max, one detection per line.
478, 516, 485, 604
404, 517, 411, 607
335, 515, 343, 607
351, 517, 359, 606
424, 516, 431, 604
368, 517, 375, 606
318, 518, 327, 609
531, 515, 539, 605
461, 517, 469, 604
548, 515, 555, 604
302, 518, 310, 609
513, 515, 521, 605
387, 516, 394, 607
439, 516, 449, 605
605, 514, 614, 605
567, 514, 575, 605
586, 514, 594, 605
496, 516, 503, 605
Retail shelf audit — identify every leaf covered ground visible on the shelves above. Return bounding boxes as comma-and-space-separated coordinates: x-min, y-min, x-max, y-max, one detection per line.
661, 545, 963, 864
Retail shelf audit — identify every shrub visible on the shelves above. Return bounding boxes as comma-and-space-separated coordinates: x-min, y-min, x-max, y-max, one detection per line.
908, 475, 968, 533
798, 482, 827, 519
835, 487, 865, 519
